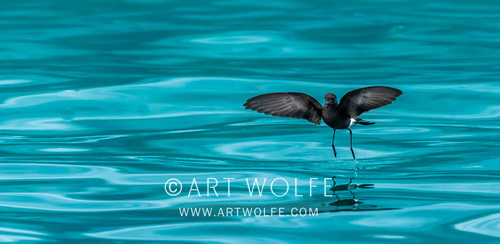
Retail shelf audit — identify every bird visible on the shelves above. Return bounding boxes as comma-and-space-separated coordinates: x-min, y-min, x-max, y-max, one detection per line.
243, 86, 402, 159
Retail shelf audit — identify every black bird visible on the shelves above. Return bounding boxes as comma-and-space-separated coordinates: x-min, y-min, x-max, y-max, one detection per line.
243, 86, 402, 159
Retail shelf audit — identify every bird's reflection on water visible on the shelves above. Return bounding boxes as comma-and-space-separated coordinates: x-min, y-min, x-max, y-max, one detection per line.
317, 164, 398, 213
328, 176, 375, 211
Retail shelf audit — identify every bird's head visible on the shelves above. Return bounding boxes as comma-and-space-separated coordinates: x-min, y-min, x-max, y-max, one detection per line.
324, 93, 338, 105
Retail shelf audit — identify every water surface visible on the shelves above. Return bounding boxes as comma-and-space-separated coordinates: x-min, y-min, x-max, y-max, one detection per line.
1, 0, 500, 242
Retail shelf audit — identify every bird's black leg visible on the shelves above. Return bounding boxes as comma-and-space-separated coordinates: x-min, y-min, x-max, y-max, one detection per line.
349, 129, 355, 159
332, 129, 337, 157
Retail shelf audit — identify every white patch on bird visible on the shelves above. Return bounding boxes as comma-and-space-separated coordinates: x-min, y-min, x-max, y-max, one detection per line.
348, 118, 357, 128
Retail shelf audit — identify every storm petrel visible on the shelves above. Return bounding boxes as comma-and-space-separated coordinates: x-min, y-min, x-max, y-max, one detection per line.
243, 86, 402, 159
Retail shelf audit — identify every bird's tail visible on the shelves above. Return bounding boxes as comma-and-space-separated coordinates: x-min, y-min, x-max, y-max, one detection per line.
357, 118, 375, 125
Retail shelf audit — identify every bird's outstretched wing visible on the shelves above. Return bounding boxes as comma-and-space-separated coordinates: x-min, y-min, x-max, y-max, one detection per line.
338, 86, 402, 118
243, 92, 323, 125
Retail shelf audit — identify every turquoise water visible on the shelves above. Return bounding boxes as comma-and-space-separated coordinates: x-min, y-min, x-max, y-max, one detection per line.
1, 0, 500, 242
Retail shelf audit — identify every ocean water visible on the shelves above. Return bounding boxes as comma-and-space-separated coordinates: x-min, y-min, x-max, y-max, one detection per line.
1, 0, 500, 242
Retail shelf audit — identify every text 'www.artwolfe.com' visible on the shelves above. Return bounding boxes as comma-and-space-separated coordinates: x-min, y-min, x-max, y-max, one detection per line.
179, 207, 319, 217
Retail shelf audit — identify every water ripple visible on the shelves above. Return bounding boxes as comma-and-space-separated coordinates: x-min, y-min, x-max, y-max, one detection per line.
455, 213, 500, 238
